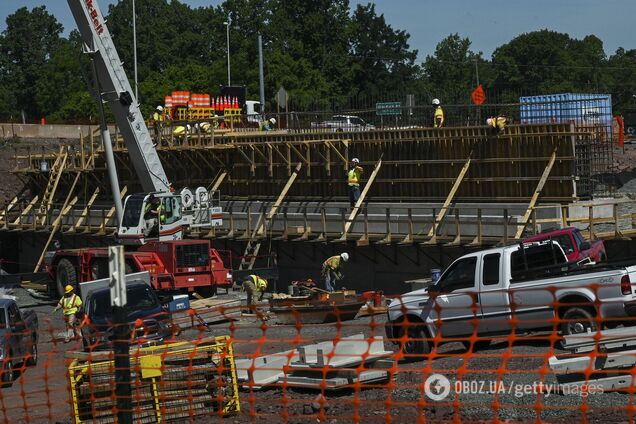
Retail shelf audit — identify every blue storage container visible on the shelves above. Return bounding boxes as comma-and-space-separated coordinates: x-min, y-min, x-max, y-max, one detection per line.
168, 295, 190, 312
519, 93, 612, 127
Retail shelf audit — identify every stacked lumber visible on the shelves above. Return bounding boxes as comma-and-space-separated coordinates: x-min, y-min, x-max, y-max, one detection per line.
171, 297, 242, 330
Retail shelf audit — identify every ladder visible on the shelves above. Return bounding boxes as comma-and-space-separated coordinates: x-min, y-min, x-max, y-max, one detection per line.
36, 147, 68, 226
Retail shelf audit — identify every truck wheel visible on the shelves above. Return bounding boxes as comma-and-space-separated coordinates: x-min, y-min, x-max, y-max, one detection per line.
560, 306, 597, 337
1, 355, 12, 387
399, 321, 430, 360
26, 337, 37, 366
56, 258, 77, 298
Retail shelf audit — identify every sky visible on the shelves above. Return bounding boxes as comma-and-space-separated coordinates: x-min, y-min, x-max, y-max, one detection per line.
0, 0, 634, 61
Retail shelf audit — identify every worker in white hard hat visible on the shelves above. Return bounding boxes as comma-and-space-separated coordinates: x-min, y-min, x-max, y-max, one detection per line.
487, 116, 507, 134
151, 105, 170, 145
260, 117, 277, 131
347, 158, 364, 207
432, 98, 444, 128
321, 252, 349, 292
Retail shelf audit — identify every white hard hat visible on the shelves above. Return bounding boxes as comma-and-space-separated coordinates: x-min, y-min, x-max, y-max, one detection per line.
340, 252, 349, 262
269, 117, 276, 125
432, 98, 440, 106
186, 124, 191, 131
156, 105, 164, 112
352, 158, 360, 164
486, 118, 493, 126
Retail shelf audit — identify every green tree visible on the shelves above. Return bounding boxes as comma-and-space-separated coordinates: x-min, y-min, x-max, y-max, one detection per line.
348, 3, 420, 99
1, 6, 63, 120
604, 48, 636, 114
422, 34, 484, 104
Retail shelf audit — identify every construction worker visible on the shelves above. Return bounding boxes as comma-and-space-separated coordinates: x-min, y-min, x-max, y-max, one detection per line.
432, 98, 444, 128
347, 158, 363, 207
321, 252, 349, 292
242, 274, 268, 306
52, 285, 83, 343
151, 105, 169, 145
260, 117, 276, 131
144, 194, 163, 236
487, 116, 507, 134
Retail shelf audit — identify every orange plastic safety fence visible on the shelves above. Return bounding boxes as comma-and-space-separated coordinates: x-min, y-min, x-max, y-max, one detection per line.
4, 283, 636, 423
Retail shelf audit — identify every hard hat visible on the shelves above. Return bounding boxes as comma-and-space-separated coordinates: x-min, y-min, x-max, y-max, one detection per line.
65, 284, 74, 294
269, 117, 276, 125
432, 98, 440, 106
486, 118, 493, 126
340, 252, 349, 262
352, 158, 360, 164
156, 105, 164, 112
186, 124, 192, 131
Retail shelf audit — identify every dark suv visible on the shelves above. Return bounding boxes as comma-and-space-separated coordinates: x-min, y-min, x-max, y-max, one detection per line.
82, 283, 177, 351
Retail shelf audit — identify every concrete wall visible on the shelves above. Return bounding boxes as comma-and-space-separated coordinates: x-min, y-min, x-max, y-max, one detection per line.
0, 123, 115, 140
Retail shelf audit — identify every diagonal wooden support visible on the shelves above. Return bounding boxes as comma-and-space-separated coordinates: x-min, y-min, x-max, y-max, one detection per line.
11, 196, 39, 227
0, 196, 19, 227
210, 169, 228, 193
335, 156, 383, 242
67, 187, 101, 233
37, 148, 68, 225
239, 163, 303, 271
33, 196, 78, 272
96, 186, 128, 235
425, 157, 472, 244
514, 149, 557, 239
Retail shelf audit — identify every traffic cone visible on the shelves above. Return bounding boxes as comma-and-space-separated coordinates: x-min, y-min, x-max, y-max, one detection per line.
211, 97, 215, 112
215, 96, 220, 112
233, 96, 238, 109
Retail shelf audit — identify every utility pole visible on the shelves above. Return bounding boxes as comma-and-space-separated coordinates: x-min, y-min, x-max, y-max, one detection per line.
258, 34, 265, 115
110, 245, 132, 424
132, 0, 138, 102
224, 18, 231, 86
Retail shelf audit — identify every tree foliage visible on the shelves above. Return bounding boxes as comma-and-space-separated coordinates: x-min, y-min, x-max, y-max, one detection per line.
0, 1, 634, 122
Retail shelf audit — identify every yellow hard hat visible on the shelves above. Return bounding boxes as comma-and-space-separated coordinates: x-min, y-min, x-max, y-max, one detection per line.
65, 284, 74, 294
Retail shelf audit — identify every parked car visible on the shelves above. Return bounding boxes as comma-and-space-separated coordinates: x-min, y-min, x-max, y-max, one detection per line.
0, 298, 38, 387
524, 227, 606, 263
310, 115, 375, 131
386, 240, 636, 356
82, 282, 177, 351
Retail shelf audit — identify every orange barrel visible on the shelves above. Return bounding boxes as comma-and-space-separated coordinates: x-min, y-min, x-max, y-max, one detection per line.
200, 94, 211, 107
164, 96, 174, 108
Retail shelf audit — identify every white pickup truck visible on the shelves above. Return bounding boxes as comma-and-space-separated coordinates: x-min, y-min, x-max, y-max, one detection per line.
386, 241, 636, 355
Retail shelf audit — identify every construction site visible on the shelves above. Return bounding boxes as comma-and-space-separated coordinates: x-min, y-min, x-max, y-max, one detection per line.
2, 0, 636, 423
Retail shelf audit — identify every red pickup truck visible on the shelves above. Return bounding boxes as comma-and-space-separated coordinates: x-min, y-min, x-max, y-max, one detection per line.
523, 227, 607, 263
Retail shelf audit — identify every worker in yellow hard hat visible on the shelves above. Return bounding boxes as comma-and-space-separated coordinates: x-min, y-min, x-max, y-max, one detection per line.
242, 274, 268, 307
52, 285, 83, 343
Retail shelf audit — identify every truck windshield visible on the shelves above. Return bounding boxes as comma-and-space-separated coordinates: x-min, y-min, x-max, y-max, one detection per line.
121, 196, 144, 228
90, 285, 160, 319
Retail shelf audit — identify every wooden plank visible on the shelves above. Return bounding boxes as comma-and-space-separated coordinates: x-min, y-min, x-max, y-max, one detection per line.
337, 156, 383, 240
11, 195, 39, 226
70, 187, 101, 231
426, 157, 472, 241
0, 196, 19, 224
514, 149, 557, 239
96, 186, 128, 234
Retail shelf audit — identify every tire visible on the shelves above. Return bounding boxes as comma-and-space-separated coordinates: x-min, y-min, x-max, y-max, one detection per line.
56, 258, 77, 298
197, 285, 217, 298
399, 321, 430, 360
1, 355, 13, 388
560, 306, 597, 337
26, 337, 37, 367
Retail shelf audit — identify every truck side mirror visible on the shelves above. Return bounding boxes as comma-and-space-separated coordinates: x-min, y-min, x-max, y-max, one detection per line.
579, 241, 591, 251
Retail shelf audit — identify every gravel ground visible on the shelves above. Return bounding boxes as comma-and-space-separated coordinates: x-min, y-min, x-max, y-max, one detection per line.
2, 298, 636, 423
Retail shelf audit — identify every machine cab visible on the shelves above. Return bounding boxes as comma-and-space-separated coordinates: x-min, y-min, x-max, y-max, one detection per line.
118, 192, 186, 245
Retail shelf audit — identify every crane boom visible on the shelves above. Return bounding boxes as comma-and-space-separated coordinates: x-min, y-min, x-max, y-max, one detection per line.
68, 0, 169, 193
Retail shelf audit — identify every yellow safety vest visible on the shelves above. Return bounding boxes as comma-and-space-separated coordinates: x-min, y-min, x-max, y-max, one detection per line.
59, 294, 82, 316
494, 116, 506, 130
249, 275, 268, 291
347, 167, 362, 186
323, 255, 342, 271
434, 106, 444, 127
153, 112, 166, 122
